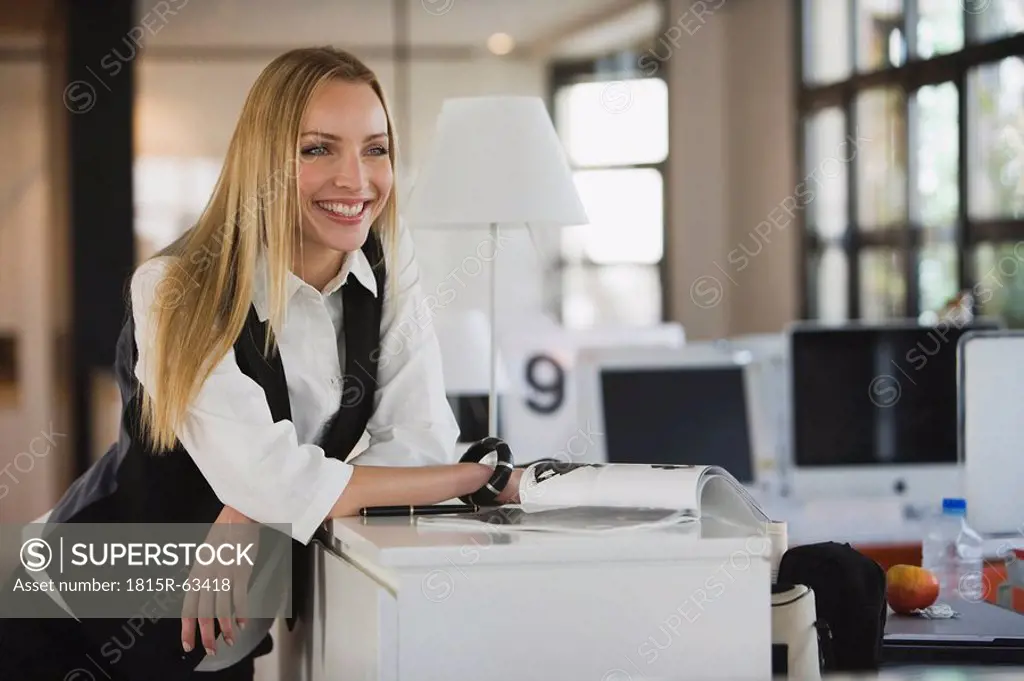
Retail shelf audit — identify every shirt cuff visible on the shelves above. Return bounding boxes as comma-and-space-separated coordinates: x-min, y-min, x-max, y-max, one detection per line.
291, 457, 354, 545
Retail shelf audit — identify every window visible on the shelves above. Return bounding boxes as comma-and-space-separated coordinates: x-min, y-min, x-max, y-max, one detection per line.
549, 57, 668, 328
798, 0, 1024, 325
134, 157, 221, 261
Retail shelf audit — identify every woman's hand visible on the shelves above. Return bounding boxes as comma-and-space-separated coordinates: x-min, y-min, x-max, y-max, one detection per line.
494, 468, 523, 504
181, 505, 258, 656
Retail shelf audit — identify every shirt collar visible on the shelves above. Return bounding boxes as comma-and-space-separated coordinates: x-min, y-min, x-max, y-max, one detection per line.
252, 247, 378, 322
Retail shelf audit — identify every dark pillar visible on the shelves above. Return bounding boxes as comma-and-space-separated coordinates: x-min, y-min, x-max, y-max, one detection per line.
64, 0, 136, 475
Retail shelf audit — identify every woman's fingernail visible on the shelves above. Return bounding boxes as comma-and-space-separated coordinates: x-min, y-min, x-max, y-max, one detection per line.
206, 647, 216, 656
182, 642, 192, 653
238, 621, 246, 630
225, 637, 234, 646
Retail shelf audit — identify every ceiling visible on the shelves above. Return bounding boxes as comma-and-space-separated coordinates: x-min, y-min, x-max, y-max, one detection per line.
132, 0, 661, 58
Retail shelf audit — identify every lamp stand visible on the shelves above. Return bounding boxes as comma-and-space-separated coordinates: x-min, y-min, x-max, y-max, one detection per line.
488, 221, 499, 438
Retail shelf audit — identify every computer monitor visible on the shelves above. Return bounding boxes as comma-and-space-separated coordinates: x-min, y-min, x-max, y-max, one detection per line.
575, 346, 763, 485
959, 330, 1024, 535
787, 318, 1002, 502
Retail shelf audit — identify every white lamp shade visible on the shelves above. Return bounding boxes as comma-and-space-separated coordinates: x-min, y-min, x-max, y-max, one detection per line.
405, 96, 589, 228
435, 308, 509, 394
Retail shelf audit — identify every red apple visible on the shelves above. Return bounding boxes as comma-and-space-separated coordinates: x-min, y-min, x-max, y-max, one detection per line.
887, 564, 939, 614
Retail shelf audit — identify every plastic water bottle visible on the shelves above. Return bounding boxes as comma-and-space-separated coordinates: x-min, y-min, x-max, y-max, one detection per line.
921, 498, 985, 601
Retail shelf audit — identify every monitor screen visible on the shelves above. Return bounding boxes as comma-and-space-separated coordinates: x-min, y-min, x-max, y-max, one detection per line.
599, 365, 754, 483
791, 322, 999, 467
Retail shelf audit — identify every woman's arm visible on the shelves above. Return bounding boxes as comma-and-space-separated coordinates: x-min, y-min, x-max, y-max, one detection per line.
328, 462, 495, 517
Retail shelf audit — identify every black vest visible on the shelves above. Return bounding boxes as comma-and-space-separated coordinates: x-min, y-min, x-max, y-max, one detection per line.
43, 234, 386, 676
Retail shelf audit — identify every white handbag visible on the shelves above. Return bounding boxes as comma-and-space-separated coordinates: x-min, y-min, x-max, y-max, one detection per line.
771, 583, 822, 680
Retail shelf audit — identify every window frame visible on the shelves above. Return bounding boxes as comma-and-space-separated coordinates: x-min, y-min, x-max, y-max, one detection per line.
547, 47, 670, 327
796, 0, 1024, 321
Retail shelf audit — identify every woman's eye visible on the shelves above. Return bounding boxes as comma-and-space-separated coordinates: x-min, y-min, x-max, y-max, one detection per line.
367, 145, 389, 156
301, 144, 329, 157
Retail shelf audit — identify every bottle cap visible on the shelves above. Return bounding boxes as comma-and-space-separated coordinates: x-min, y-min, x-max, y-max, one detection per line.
763, 521, 788, 585
942, 497, 967, 513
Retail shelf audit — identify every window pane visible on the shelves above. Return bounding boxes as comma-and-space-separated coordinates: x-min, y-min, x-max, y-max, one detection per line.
561, 264, 661, 328
857, 87, 908, 229
919, 243, 959, 315
973, 243, 1024, 328
135, 205, 189, 257
134, 156, 222, 260
561, 169, 663, 265
805, 107, 849, 239
915, 0, 963, 58
859, 248, 906, 320
809, 246, 849, 322
968, 58, 1024, 220
554, 78, 668, 167
857, 0, 906, 72
912, 81, 959, 228
973, 0, 1024, 42
134, 157, 185, 207
182, 159, 222, 215
804, 0, 852, 85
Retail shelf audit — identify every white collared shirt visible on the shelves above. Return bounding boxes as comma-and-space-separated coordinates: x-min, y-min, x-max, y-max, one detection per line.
130, 223, 459, 671
131, 222, 460, 542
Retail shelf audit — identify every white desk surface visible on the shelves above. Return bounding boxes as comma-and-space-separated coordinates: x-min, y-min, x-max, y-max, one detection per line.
325, 495, 1024, 568
327, 513, 766, 569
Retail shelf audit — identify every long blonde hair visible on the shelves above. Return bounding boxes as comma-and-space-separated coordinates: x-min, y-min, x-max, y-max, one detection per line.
138, 46, 399, 452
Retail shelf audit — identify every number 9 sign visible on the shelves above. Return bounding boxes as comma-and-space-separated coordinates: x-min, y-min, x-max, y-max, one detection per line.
524, 353, 565, 415
498, 326, 580, 466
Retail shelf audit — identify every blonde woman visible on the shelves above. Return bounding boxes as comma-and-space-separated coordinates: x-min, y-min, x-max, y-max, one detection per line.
0, 47, 521, 680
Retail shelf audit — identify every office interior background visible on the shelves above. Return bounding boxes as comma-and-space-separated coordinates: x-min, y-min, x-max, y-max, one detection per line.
1, 0, 1023, 539
3, 1, 1024, 678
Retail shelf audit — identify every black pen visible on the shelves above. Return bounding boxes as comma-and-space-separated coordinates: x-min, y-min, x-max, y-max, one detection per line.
359, 503, 480, 518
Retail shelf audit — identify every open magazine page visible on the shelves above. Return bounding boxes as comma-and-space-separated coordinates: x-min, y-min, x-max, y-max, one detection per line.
416, 462, 768, 535
517, 461, 705, 513
697, 467, 772, 529
414, 506, 697, 535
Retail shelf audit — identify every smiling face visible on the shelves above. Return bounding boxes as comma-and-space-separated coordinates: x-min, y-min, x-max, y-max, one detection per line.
296, 78, 394, 264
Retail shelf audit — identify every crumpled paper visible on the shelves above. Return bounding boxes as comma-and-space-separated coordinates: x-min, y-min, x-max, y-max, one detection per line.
910, 602, 960, 619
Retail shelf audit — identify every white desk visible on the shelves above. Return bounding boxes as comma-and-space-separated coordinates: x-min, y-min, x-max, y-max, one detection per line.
307, 514, 773, 681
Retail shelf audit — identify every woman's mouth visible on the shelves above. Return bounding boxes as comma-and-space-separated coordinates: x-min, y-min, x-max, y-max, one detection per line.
315, 200, 371, 224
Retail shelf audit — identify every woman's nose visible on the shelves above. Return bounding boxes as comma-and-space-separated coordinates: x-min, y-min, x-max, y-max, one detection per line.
333, 150, 366, 189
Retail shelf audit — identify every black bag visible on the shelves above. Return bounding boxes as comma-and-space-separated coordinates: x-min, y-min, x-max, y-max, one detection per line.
776, 541, 888, 673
